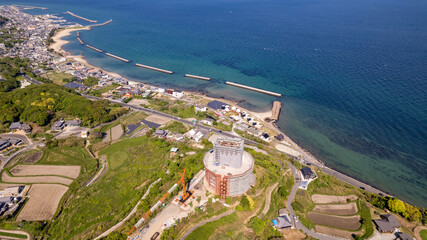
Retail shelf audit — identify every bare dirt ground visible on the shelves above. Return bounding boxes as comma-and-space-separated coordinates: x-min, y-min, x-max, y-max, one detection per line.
21, 151, 43, 164
145, 114, 171, 125
282, 229, 306, 240
102, 129, 111, 142
128, 98, 149, 106
311, 194, 358, 204
313, 202, 358, 216
0, 183, 23, 190
17, 184, 69, 221
10, 165, 81, 179
315, 225, 362, 239
110, 124, 123, 141
308, 212, 361, 231
2, 172, 73, 185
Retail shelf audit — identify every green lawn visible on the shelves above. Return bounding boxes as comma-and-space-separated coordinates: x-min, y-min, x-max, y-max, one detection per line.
46, 71, 74, 85
88, 83, 120, 97
160, 121, 188, 134
0, 231, 27, 239
420, 229, 427, 240
185, 213, 238, 240
47, 136, 205, 239
161, 101, 196, 119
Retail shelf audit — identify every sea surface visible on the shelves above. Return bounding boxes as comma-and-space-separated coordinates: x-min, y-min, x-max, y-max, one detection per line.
3, 0, 426, 207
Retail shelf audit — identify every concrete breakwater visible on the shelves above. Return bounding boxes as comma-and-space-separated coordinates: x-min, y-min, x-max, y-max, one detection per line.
106, 53, 130, 63
89, 19, 113, 28
226, 81, 282, 97
66, 11, 97, 23
135, 63, 173, 74
77, 37, 84, 45
185, 74, 211, 81
86, 45, 102, 53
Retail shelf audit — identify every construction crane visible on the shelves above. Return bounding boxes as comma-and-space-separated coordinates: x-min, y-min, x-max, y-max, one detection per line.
178, 168, 194, 203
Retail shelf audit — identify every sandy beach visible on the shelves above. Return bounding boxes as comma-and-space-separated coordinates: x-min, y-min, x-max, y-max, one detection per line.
49, 27, 124, 79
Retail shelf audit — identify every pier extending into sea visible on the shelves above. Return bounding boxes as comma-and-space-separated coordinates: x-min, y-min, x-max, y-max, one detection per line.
77, 37, 84, 45
225, 81, 282, 97
66, 11, 97, 23
135, 63, 173, 74
271, 101, 282, 121
185, 74, 211, 81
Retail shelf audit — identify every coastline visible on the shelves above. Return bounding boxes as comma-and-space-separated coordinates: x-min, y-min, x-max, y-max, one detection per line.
49, 27, 327, 167
49, 27, 392, 199
49, 27, 124, 79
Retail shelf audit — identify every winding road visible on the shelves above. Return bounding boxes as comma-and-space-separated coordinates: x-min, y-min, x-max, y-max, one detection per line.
94, 178, 162, 240
0, 229, 32, 240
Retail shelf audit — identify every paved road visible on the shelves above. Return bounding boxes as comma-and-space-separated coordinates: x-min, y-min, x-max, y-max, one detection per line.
23, 74, 42, 85
83, 95, 258, 146
286, 162, 346, 240
260, 182, 279, 217
0, 133, 31, 144
0, 133, 41, 171
0, 228, 32, 240
180, 209, 235, 240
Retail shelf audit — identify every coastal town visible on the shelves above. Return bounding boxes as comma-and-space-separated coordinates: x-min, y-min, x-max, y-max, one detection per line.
0, 4, 425, 240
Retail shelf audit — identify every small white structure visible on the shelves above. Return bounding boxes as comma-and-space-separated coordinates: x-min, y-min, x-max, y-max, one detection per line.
81, 131, 88, 138
172, 91, 184, 98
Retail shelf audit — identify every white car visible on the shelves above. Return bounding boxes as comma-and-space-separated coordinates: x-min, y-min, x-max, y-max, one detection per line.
294, 216, 298, 222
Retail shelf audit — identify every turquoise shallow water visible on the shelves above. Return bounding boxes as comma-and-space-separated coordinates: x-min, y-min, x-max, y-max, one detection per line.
4, 0, 427, 206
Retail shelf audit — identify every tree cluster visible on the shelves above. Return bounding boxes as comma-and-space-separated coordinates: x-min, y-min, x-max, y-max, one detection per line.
365, 193, 426, 223
0, 84, 128, 130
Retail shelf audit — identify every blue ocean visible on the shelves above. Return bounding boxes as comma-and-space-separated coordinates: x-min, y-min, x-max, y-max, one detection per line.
4, 0, 426, 206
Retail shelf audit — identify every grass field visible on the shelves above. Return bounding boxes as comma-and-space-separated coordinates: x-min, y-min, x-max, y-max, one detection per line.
161, 101, 196, 119
47, 136, 205, 239
160, 121, 188, 134
420, 229, 427, 240
0, 231, 27, 239
185, 213, 238, 240
45, 71, 74, 85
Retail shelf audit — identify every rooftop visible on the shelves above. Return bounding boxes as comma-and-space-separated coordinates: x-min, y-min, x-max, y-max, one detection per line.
215, 138, 243, 149
204, 149, 254, 176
